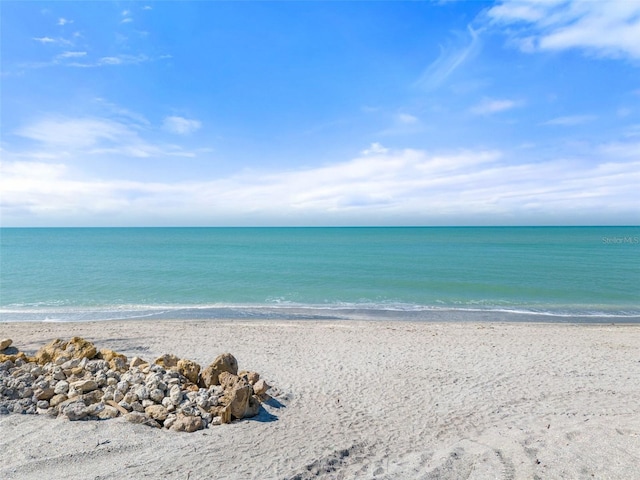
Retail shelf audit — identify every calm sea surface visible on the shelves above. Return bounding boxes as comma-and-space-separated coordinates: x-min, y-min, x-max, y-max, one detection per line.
1, 227, 638, 322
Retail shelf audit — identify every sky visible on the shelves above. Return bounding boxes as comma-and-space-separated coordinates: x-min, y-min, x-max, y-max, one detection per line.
1, 0, 639, 227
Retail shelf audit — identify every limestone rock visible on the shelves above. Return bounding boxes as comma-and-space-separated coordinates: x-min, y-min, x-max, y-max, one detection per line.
71, 379, 98, 393
100, 349, 128, 371
97, 405, 119, 419
34, 387, 56, 401
50, 394, 68, 408
219, 372, 252, 420
62, 401, 89, 421
145, 404, 169, 422
130, 357, 147, 368
200, 353, 238, 387
124, 412, 160, 428
239, 370, 260, 385
0, 338, 12, 351
154, 354, 179, 369
253, 378, 270, 396
170, 414, 204, 432
35, 337, 97, 365
177, 358, 200, 384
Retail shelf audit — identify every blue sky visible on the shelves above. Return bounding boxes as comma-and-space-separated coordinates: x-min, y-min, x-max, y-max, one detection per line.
1, 0, 639, 226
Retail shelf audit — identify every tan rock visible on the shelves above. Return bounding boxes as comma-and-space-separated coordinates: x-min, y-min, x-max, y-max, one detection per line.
177, 358, 201, 384
170, 414, 204, 432
124, 412, 160, 428
154, 353, 179, 369
219, 372, 252, 420
34, 387, 56, 401
145, 404, 169, 422
97, 405, 120, 419
130, 356, 148, 368
49, 393, 68, 408
0, 352, 28, 363
200, 353, 238, 387
100, 349, 128, 371
71, 379, 98, 393
66, 337, 98, 361
35, 337, 97, 365
0, 338, 12, 351
253, 378, 270, 396
210, 404, 231, 424
239, 370, 260, 385
35, 339, 67, 364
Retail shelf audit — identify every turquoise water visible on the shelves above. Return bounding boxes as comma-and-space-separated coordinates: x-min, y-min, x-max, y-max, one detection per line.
1, 227, 638, 322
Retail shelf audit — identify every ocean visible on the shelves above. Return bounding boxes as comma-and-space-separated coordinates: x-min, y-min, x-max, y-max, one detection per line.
0, 227, 638, 323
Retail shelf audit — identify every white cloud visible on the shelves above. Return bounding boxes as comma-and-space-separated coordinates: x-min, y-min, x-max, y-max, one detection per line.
396, 113, 419, 125
361, 143, 389, 155
56, 51, 87, 59
542, 114, 596, 126
470, 98, 522, 115
32, 36, 56, 44
121, 18, 133, 24
487, 0, 640, 60
2, 144, 638, 226
415, 26, 480, 90
57, 18, 73, 26
163, 116, 202, 135
143, 6, 153, 11
32, 36, 72, 46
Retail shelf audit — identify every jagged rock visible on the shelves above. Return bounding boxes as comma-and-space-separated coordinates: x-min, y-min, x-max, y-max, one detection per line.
209, 404, 231, 424
124, 411, 160, 428
130, 357, 147, 368
50, 394, 68, 408
35, 337, 97, 365
169, 385, 183, 405
145, 404, 169, 422
0, 352, 29, 363
239, 370, 260, 385
0, 339, 12, 351
219, 372, 252, 420
177, 359, 200, 384
253, 378, 270, 396
98, 405, 119, 419
34, 387, 55, 401
71, 379, 98, 393
62, 401, 89, 421
170, 413, 203, 432
200, 353, 238, 387
154, 354, 179, 369
100, 349, 128, 371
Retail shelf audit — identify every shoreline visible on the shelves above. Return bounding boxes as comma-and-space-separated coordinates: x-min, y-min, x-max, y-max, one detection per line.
2, 319, 639, 479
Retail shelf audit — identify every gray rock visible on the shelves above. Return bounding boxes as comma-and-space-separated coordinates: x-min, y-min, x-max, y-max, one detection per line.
62, 401, 89, 421
170, 414, 204, 433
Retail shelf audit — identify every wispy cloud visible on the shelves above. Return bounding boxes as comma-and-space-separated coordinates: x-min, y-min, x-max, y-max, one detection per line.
12, 113, 199, 159
56, 51, 87, 60
415, 26, 480, 90
361, 142, 389, 155
121, 9, 133, 23
32, 36, 72, 46
163, 116, 202, 135
542, 114, 596, 126
470, 98, 522, 115
57, 17, 73, 26
487, 0, 640, 60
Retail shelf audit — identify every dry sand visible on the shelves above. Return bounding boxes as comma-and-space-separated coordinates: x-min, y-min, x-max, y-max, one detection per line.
1, 320, 639, 479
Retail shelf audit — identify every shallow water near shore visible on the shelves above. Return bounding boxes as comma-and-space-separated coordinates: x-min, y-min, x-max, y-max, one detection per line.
1, 226, 638, 322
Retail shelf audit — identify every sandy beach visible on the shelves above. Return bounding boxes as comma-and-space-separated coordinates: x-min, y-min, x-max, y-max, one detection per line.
1, 320, 639, 479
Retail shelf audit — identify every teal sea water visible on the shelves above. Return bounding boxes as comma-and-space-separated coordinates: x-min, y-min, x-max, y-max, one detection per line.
1, 227, 638, 322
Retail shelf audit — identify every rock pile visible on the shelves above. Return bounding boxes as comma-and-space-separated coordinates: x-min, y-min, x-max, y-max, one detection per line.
0, 337, 270, 432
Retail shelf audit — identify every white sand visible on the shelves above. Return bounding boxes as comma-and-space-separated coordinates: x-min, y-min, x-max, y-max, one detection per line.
1, 320, 639, 479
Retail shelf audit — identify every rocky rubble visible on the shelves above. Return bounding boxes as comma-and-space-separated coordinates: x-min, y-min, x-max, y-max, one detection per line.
0, 337, 270, 432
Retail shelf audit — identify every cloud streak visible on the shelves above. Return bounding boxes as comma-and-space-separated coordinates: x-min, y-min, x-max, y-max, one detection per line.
415, 26, 480, 90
